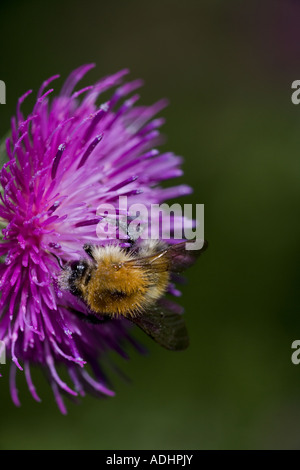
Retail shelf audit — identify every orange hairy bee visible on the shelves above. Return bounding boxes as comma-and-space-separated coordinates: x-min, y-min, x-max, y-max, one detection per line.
59, 239, 207, 350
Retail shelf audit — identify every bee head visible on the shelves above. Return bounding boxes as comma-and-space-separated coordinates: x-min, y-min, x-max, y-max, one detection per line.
68, 259, 89, 297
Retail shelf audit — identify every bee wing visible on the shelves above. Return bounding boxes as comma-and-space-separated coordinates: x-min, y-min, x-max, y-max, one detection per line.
165, 240, 208, 273
130, 299, 189, 351
124, 240, 208, 273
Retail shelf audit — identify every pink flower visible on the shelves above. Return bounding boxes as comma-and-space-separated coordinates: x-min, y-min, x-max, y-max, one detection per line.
0, 64, 191, 413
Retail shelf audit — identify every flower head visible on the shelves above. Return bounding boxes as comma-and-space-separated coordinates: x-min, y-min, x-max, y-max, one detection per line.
0, 65, 191, 413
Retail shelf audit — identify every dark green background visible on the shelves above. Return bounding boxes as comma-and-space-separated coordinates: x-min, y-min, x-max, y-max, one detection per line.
1, 0, 300, 450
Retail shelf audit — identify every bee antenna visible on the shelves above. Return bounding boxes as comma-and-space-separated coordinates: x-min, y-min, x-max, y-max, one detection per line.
50, 252, 64, 270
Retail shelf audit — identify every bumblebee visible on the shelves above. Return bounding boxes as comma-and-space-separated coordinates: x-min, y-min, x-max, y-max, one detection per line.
59, 239, 207, 350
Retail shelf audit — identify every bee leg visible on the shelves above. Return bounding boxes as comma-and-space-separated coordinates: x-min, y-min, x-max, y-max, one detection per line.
59, 305, 110, 324
79, 312, 111, 325
83, 244, 95, 260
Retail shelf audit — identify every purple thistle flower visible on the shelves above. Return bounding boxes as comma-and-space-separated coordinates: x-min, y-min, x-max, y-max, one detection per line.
0, 64, 192, 413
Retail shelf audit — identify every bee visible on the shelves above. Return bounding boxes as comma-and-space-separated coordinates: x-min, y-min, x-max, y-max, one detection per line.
59, 239, 207, 350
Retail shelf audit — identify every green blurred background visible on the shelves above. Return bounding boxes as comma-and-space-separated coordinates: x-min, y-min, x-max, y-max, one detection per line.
1, 0, 300, 450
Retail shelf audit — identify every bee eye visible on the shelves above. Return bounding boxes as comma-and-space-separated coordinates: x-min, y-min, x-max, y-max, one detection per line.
70, 261, 88, 277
